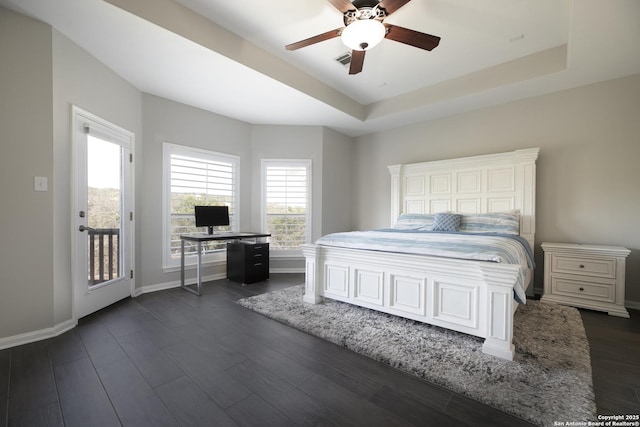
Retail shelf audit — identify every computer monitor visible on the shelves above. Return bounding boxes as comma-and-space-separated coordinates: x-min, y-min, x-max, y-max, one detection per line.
194, 205, 230, 235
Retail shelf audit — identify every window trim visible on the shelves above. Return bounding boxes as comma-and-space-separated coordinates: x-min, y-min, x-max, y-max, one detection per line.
261, 159, 312, 257
162, 142, 240, 269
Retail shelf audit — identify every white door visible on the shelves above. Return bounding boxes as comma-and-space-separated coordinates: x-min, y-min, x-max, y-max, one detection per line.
73, 107, 134, 319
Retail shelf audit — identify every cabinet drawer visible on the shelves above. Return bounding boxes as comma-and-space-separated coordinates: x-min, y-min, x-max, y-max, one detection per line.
247, 259, 268, 272
551, 255, 616, 279
245, 260, 269, 283
244, 243, 269, 259
550, 277, 615, 303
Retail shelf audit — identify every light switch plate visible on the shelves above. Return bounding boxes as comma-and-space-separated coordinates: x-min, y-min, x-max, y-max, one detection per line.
34, 176, 48, 192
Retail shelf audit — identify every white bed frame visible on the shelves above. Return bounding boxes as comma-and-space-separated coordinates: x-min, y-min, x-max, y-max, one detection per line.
302, 148, 539, 360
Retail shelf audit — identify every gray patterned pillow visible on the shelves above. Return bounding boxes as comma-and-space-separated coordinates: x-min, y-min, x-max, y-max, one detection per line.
432, 213, 462, 232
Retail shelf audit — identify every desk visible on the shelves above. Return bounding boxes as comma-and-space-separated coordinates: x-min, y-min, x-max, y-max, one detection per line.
180, 232, 270, 296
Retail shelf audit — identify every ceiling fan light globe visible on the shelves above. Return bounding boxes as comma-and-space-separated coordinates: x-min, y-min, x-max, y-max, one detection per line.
341, 19, 385, 51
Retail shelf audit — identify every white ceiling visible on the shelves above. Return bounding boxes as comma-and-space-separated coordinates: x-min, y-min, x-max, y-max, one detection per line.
176, 0, 570, 104
2, 0, 640, 136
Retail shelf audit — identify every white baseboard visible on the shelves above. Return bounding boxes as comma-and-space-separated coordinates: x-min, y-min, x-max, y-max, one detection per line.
626, 299, 640, 311
133, 272, 227, 297
0, 318, 77, 351
270, 268, 305, 274
133, 270, 304, 296
133, 270, 305, 296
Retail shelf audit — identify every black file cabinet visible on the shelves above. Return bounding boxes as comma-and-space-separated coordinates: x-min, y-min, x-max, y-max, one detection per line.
226, 241, 269, 284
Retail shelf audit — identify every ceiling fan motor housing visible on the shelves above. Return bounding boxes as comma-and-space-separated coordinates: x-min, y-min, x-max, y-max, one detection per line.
343, 1, 387, 27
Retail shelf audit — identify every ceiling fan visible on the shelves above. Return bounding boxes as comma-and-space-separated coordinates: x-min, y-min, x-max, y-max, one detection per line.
285, 0, 441, 75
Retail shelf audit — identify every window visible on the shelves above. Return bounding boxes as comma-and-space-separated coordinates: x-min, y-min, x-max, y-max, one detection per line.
262, 159, 312, 254
163, 143, 239, 268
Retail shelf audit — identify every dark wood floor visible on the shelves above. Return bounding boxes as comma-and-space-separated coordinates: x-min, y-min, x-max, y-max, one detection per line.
1, 273, 638, 426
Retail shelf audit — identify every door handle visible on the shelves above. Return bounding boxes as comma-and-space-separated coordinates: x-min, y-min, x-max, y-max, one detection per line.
78, 225, 96, 232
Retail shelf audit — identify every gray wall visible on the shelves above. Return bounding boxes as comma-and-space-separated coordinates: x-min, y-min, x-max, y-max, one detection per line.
140, 94, 252, 288
0, 6, 142, 342
321, 128, 354, 235
250, 125, 354, 272
0, 7, 54, 338
250, 124, 325, 241
353, 74, 640, 301
139, 99, 351, 285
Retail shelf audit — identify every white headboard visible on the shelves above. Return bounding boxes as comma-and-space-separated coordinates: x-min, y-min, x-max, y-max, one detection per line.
388, 148, 540, 249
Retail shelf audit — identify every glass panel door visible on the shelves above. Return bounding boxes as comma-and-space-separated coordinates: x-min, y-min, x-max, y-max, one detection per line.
86, 135, 123, 287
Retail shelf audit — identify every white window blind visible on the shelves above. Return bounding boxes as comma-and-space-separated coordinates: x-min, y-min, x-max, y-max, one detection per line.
262, 160, 311, 252
163, 143, 239, 267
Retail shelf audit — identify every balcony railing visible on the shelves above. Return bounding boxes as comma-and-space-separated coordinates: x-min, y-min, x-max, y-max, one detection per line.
88, 228, 119, 286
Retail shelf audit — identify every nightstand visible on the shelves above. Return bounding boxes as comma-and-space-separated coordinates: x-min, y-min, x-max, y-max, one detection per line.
541, 242, 630, 318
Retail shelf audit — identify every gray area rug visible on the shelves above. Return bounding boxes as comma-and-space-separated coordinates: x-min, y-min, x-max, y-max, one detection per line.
238, 285, 596, 426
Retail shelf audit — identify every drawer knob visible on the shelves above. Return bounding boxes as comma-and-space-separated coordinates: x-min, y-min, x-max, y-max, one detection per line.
579, 264, 585, 268
579, 287, 584, 291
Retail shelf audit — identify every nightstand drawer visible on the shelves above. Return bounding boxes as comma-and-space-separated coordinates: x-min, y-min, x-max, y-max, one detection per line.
551, 255, 616, 279
550, 277, 615, 303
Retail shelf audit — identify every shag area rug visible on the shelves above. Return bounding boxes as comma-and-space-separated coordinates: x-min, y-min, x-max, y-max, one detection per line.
238, 285, 596, 426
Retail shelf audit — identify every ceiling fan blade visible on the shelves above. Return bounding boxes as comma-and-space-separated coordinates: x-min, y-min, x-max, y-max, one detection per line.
384, 24, 441, 51
379, 0, 412, 15
349, 50, 365, 75
285, 27, 343, 51
328, 0, 356, 13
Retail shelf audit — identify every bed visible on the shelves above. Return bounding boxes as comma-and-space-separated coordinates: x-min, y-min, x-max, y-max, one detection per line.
302, 148, 539, 360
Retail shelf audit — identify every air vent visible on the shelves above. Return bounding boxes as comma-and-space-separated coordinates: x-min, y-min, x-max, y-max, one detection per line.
335, 52, 352, 67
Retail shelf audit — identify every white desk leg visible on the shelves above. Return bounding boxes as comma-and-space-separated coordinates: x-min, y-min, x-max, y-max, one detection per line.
196, 241, 202, 295
181, 239, 202, 296
180, 239, 185, 290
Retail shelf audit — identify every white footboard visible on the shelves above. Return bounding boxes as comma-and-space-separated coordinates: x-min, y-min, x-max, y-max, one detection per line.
302, 244, 520, 361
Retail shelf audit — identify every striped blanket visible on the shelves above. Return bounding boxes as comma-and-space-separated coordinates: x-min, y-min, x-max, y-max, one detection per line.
315, 230, 534, 303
